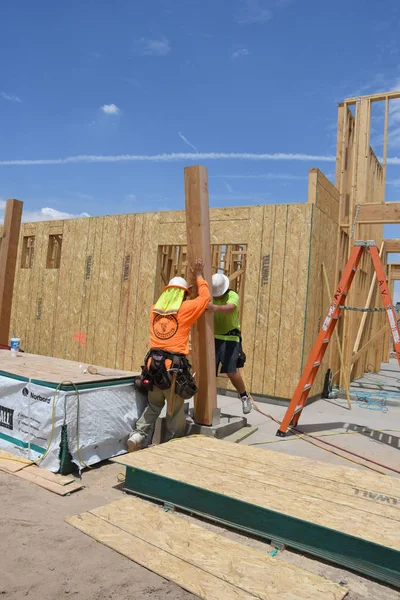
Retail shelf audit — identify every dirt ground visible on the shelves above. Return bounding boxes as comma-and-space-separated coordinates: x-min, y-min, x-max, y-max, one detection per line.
0, 460, 399, 600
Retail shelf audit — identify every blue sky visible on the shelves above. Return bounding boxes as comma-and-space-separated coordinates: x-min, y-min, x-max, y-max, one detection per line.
1, 0, 400, 225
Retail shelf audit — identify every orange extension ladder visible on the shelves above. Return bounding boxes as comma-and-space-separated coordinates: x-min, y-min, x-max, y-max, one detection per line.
276, 240, 400, 436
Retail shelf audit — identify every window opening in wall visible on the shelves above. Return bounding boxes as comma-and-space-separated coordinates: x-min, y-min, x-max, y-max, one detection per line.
21, 236, 35, 269
156, 244, 247, 321
46, 234, 63, 269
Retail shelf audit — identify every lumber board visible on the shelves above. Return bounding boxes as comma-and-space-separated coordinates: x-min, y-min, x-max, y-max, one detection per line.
344, 90, 400, 104
67, 496, 347, 600
0, 449, 30, 473
0, 200, 23, 345
95, 498, 346, 600
113, 437, 400, 550
184, 165, 216, 425
68, 511, 256, 600
384, 239, 400, 253
141, 444, 400, 521
357, 202, 400, 224
0, 350, 137, 384
15, 468, 83, 495
24, 465, 76, 486
123, 214, 144, 371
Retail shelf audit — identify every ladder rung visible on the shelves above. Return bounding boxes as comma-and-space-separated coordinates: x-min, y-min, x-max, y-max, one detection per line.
303, 384, 312, 391
293, 407, 304, 416
333, 316, 339, 320
352, 267, 357, 272
323, 338, 330, 344
313, 361, 321, 367
342, 292, 348, 296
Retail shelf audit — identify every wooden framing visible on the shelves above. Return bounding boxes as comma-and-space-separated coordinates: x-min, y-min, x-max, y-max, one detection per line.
0, 199, 23, 345
384, 239, 400, 253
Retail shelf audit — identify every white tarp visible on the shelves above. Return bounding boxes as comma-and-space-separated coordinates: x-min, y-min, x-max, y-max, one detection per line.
0, 374, 146, 472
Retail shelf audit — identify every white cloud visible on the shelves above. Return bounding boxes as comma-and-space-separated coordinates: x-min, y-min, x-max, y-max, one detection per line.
126, 193, 137, 201
0, 151, 336, 167
232, 48, 250, 59
0, 204, 90, 224
178, 132, 198, 152
137, 37, 171, 57
0, 91, 21, 103
101, 103, 120, 115
235, 0, 272, 24
214, 173, 307, 180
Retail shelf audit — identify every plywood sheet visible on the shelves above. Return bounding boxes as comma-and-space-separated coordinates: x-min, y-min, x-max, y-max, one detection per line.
67, 496, 347, 600
0, 449, 29, 473
0, 350, 137, 384
251, 205, 276, 393
84, 217, 105, 365
15, 468, 83, 495
263, 205, 288, 396
113, 437, 400, 552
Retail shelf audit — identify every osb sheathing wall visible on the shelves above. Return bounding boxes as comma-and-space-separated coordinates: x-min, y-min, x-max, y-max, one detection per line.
9, 204, 319, 399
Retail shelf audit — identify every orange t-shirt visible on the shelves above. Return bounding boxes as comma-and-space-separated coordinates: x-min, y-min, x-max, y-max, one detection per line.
149, 277, 210, 355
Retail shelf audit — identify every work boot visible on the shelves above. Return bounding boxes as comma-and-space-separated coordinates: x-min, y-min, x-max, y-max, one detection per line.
127, 431, 146, 453
241, 394, 252, 415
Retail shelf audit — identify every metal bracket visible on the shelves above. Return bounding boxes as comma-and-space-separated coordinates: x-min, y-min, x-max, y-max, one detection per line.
354, 240, 377, 247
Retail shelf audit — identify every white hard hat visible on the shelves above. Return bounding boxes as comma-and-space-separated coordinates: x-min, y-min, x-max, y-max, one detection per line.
166, 276, 190, 293
212, 273, 229, 297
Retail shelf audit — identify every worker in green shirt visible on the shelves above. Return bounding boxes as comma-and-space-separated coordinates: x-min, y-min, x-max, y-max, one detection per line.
206, 273, 252, 414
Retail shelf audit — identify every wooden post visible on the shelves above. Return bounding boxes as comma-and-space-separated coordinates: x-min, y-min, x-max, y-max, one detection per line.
184, 165, 217, 426
0, 199, 23, 345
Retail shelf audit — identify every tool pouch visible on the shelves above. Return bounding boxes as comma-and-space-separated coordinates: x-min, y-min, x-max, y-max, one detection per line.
225, 328, 247, 368
174, 357, 198, 399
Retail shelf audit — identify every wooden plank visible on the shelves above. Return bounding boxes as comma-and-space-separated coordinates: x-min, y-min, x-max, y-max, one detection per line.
114, 438, 400, 551
0, 200, 23, 345
384, 239, 400, 253
0, 449, 30, 473
0, 349, 137, 383
67, 511, 257, 600
344, 89, 400, 104
146, 444, 399, 521
356, 202, 400, 224
15, 468, 83, 495
24, 465, 76, 486
351, 324, 389, 365
9, 224, 33, 349
184, 165, 216, 425
77, 218, 97, 363
77, 496, 346, 600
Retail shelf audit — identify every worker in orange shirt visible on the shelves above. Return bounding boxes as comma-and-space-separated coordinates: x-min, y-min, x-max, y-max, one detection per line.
127, 259, 210, 451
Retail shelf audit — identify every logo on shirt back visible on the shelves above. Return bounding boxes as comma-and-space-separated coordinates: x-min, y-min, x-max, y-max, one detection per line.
153, 314, 179, 340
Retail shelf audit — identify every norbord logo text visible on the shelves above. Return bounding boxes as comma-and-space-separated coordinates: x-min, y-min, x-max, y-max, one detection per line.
22, 388, 51, 405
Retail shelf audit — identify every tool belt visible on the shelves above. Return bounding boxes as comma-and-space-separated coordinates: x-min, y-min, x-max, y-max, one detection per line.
134, 349, 198, 400
225, 328, 246, 368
